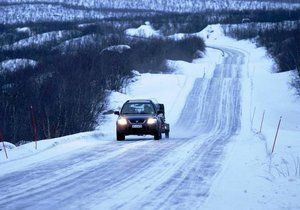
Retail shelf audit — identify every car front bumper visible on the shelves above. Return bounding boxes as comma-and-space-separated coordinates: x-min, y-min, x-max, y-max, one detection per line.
117, 123, 159, 136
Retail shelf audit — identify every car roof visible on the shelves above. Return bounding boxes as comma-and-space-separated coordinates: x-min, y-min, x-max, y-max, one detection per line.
126, 99, 154, 103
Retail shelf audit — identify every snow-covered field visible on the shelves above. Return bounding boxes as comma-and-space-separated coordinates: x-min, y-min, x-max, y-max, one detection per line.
0, 23, 299, 209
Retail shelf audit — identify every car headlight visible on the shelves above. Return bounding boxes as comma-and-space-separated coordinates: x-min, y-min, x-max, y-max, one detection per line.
117, 118, 127, 125
147, 117, 157, 125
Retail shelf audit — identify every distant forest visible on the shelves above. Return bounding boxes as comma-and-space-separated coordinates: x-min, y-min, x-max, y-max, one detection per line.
223, 22, 300, 72
0, 8, 299, 144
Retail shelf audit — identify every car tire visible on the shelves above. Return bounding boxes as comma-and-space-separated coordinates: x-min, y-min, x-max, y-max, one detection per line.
165, 130, 169, 138
117, 132, 125, 141
154, 130, 161, 140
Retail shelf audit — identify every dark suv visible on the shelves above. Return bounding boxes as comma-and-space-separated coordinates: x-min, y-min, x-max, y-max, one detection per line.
114, 100, 170, 141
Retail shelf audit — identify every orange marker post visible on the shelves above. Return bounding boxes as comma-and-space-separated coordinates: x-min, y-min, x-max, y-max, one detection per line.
271, 116, 282, 154
259, 110, 265, 133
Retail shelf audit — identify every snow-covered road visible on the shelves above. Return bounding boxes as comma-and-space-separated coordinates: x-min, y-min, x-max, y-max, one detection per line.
0, 47, 245, 210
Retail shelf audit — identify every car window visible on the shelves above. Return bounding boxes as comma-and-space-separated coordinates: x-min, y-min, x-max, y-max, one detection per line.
121, 103, 155, 114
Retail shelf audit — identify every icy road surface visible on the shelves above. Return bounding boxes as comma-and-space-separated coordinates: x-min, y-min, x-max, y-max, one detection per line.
0, 47, 244, 210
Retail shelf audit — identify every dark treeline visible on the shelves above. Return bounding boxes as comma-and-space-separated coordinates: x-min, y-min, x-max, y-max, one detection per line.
1, 8, 299, 45
259, 26, 300, 72
0, 8, 299, 53
223, 22, 300, 92
127, 35, 205, 72
0, 27, 204, 144
0, 46, 131, 143
106, 8, 300, 35
223, 22, 300, 72
1, 8, 298, 61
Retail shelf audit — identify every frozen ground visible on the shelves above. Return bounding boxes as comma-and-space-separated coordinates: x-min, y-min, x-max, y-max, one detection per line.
0, 24, 299, 210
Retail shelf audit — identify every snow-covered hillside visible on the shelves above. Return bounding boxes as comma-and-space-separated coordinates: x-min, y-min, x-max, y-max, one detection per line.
0, 59, 37, 72
54, 34, 98, 52
125, 22, 161, 38
2, 30, 79, 50
0, 3, 160, 24
1, 0, 300, 24
3, 0, 300, 11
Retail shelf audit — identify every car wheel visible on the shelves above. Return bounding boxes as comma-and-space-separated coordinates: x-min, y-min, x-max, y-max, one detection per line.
165, 130, 169, 138
154, 130, 161, 140
117, 132, 125, 141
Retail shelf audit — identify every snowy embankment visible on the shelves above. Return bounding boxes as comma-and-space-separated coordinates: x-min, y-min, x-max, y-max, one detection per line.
199, 25, 300, 210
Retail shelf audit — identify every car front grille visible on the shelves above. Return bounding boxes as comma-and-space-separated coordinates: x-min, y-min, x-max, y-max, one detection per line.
129, 119, 146, 124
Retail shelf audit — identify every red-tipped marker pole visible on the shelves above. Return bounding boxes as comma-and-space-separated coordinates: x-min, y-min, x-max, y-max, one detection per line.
259, 110, 265, 133
30, 106, 38, 150
271, 116, 282, 154
0, 130, 8, 159
251, 106, 256, 129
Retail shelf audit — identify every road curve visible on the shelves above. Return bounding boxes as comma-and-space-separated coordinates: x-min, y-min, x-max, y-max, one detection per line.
0, 46, 245, 210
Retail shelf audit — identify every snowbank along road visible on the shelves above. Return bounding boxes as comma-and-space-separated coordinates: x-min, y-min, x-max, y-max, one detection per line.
0, 46, 245, 210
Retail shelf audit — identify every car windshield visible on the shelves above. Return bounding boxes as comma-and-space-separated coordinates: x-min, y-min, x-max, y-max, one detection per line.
121, 103, 155, 115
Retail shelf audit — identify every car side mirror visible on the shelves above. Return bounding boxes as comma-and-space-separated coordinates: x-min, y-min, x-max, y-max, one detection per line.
114, 111, 120, 115
157, 110, 163, 115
